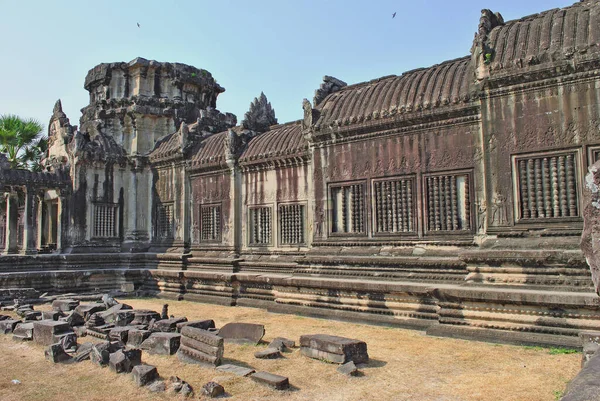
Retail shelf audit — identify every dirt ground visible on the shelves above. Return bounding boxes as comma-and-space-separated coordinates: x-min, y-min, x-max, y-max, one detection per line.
0, 298, 580, 401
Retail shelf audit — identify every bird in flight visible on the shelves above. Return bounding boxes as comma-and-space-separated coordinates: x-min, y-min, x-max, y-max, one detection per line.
392, 12, 396, 18
137, 22, 140, 28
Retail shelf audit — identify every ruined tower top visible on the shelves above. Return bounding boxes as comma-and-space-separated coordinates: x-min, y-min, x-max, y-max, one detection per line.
83, 57, 224, 108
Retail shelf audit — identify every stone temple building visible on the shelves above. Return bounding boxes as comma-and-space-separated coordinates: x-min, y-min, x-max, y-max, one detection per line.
2, 0, 600, 347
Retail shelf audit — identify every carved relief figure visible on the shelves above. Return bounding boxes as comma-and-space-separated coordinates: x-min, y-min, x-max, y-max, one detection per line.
476, 201, 487, 231
491, 193, 508, 226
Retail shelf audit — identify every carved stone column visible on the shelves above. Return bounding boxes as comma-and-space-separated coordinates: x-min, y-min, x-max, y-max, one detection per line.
22, 188, 38, 254
125, 167, 138, 240
35, 193, 44, 250
56, 192, 65, 253
3, 192, 18, 254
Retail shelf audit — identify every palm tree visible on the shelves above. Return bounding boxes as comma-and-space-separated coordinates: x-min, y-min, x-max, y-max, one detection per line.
0, 114, 46, 171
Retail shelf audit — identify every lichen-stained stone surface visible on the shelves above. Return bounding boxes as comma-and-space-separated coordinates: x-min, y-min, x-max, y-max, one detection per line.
582, 160, 600, 295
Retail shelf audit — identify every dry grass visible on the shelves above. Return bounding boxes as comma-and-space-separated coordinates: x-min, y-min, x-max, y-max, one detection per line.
0, 298, 580, 401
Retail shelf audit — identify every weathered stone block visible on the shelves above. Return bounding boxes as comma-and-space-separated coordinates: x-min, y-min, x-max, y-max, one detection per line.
0, 319, 21, 334
127, 329, 152, 348
41, 311, 63, 321
299, 334, 368, 364
251, 371, 289, 390
177, 345, 221, 366
216, 364, 255, 377
63, 311, 85, 327
218, 323, 265, 344
181, 326, 223, 347
90, 341, 122, 366
45, 343, 73, 364
109, 349, 142, 373
140, 332, 181, 355
153, 317, 187, 332
201, 381, 225, 398
254, 347, 281, 359
132, 364, 159, 387
176, 319, 215, 332
148, 380, 166, 392
109, 326, 134, 343
23, 310, 41, 321
180, 336, 223, 358
51, 299, 79, 312
33, 320, 72, 346
12, 322, 34, 341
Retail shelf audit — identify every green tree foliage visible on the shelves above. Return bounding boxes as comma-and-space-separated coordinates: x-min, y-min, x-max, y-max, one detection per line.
0, 114, 47, 171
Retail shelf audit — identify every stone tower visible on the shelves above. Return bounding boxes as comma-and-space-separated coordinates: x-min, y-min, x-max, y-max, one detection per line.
48, 57, 235, 252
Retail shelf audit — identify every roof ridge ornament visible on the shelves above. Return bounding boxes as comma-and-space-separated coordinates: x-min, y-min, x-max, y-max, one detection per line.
314, 76, 347, 107
471, 9, 505, 80
241, 92, 277, 133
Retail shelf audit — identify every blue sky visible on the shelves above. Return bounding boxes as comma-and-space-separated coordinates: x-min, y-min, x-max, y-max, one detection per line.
0, 0, 575, 133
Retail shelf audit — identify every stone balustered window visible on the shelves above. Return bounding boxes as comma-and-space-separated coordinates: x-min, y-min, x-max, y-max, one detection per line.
331, 183, 365, 234
93, 203, 119, 238
156, 202, 174, 239
424, 173, 471, 232
373, 177, 415, 234
249, 206, 272, 246
279, 204, 305, 245
200, 204, 221, 242
515, 152, 579, 220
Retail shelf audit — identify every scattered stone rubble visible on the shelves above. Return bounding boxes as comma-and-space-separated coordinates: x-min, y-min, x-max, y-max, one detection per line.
0, 291, 377, 396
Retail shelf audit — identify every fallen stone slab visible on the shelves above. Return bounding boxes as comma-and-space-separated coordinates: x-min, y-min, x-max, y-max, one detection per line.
12, 322, 34, 341
51, 299, 79, 312
127, 329, 152, 348
0, 314, 10, 320
74, 342, 94, 362
45, 343, 73, 364
337, 361, 360, 376
179, 382, 194, 397
87, 324, 113, 340
299, 334, 368, 364
254, 347, 281, 359
116, 309, 160, 327
109, 349, 142, 373
132, 364, 159, 387
59, 332, 78, 352
176, 319, 215, 332
218, 323, 265, 344
269, 337, 295, 351
74, 303, 106, 320
33, 321, 73, 346
140, 332, 181, 355
216, 364, 255, 377
201, 381, 225, 398
251, 371, 289, 390
23, 311, 42, 321
0, 319, 21, 334
177, 326, 224, 366
99, 303, 132, 324
153, 317, 187, 332
109, 326, 135, 344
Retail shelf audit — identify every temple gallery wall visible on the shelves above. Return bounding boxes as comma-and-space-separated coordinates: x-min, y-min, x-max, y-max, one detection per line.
3, 0, 600, 347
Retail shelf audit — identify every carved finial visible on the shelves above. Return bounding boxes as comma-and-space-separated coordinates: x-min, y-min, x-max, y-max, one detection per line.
53, 99, 63, 115
302, 99, 313, 131
314, 76, 347, 106
241, 92, 277, 133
